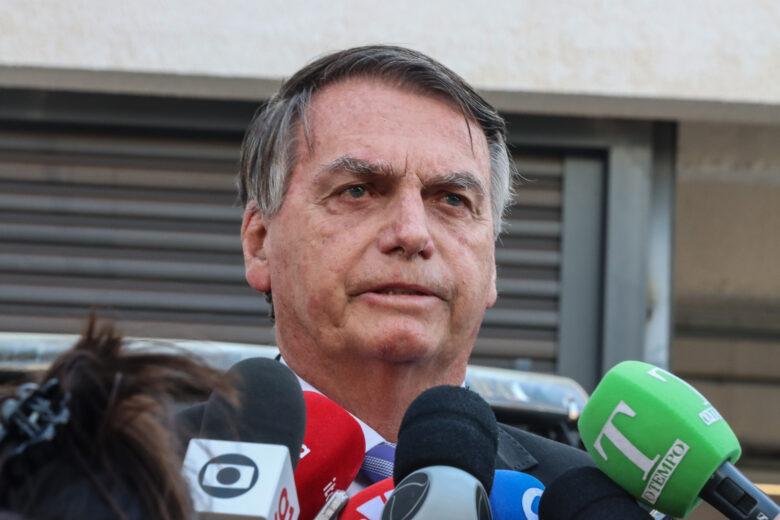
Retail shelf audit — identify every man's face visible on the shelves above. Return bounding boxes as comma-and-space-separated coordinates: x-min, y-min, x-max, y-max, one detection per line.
242, 78, 497, 378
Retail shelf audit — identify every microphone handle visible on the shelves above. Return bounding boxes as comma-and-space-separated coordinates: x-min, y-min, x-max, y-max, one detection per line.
313, 490, 349, 520
699, 461, 780, 520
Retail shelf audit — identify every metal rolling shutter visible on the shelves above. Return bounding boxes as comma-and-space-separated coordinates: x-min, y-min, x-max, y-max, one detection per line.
474, 155, 562, 366
0, 118, 563, 363
0, 125, 276, 344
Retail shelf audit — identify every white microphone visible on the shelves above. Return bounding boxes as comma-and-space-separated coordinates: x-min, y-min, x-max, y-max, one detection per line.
181, 358, 306, 520
184, 438, 298, 520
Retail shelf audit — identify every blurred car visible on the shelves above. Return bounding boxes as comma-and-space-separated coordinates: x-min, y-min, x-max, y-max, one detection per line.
0, 332, 589, 447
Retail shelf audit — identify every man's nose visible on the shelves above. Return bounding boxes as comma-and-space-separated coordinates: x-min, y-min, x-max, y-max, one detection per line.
377, 192, 434, 259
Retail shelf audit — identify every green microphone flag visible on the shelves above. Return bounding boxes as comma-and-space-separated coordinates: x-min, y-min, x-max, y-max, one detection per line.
578, 361, 741, 518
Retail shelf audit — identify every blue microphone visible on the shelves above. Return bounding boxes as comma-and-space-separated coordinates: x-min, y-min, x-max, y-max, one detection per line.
489, 470, 545, 520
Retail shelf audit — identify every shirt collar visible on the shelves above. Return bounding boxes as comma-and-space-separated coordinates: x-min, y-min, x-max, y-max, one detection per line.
279, 356, 468, 453
280, 356, 388, 453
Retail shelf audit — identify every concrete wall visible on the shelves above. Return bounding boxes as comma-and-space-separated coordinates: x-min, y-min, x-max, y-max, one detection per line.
673, 121, 780, 441
676, 123, 780, 300
673, 121, 780, 519
1, 0, 779, 122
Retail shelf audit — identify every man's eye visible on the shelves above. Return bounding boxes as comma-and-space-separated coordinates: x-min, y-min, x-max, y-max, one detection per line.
346, 185, 367, 199
444, 193, 465, 207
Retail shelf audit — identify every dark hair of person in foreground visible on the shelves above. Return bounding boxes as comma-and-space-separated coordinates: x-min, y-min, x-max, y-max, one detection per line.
0, 316, 232, 520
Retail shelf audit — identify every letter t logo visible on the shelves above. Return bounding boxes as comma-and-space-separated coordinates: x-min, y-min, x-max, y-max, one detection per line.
593, 401, 659, 480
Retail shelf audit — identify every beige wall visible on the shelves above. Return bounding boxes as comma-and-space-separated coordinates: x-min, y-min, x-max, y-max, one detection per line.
676, 123, 780, 300
1, 0, 779, 122
673, 121, 780, 519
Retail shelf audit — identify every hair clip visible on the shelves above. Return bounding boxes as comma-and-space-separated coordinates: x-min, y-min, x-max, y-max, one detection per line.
0, 379, 70, 458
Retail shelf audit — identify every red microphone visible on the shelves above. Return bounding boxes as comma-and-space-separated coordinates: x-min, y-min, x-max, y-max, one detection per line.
295, 391, 365, 520
338, 478, 394, 520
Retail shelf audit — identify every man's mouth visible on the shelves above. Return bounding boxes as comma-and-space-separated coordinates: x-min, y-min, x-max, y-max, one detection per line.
373, 288, 429, 296
365, 282, 438, 298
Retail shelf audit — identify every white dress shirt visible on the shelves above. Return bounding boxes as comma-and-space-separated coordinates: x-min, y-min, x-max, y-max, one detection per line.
280, 357, 389, 495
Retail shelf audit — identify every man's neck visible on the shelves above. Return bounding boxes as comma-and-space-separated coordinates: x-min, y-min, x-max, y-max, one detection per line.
283, 355, 467, 442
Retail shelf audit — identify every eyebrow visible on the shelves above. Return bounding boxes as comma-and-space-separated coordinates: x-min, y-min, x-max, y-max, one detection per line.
431, 171, 488, 200
321, 156, 488, 199
322, 156, 396, 177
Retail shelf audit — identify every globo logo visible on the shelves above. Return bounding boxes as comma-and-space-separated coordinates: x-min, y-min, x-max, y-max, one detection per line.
198, 453, 259, 498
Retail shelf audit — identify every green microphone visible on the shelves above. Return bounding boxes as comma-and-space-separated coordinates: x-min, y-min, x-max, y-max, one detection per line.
579, 361, 779, 519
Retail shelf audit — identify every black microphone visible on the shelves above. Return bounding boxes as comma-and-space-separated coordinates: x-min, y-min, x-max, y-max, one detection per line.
538, 466, 653, 520
381, 385, 498, 520
182, 357, 307, 520
199, 357, 306, 467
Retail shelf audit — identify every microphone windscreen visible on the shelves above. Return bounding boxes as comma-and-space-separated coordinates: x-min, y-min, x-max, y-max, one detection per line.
200, 357, 306, 467
538, 466, 650, 520
578, 361, 740, 517
173, 401, 205, 459
489, 470, 545, 520
296, 391, 365, 520
339, 478, 395, 520
394, 385, 498, 494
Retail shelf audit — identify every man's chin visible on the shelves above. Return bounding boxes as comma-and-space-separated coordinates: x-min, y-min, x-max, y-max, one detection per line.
340, 315, 466, 365
362, 330, 447, 364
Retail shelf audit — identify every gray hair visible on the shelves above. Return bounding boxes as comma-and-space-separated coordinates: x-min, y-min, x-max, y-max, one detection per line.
238, 45, 516, 237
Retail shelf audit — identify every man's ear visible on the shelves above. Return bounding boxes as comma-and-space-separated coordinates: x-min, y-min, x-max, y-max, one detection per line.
241, 203, 271, 293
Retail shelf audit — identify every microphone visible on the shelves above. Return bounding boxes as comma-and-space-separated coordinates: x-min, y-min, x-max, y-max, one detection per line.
339, 478, 395, 520
342, 471, 543, 520
489, 470, 545, 520
578, 360, 780, 520
295, 391, 365, 520
381, 385, 498, 520
537, 466, 655, 519
182, 357, 307, 520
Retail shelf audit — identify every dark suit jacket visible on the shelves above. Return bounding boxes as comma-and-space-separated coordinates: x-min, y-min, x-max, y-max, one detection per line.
494, 423, 594, 486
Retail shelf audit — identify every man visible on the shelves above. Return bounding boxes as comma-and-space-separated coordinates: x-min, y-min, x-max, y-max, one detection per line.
237, 45, 592, 486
